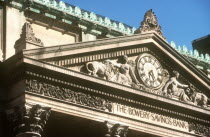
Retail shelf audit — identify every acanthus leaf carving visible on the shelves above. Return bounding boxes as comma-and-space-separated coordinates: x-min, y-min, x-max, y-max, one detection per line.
15, 22, 44, 47
135, 9, 165, 39
6, 104, 51, 137
104, 121, 129, 137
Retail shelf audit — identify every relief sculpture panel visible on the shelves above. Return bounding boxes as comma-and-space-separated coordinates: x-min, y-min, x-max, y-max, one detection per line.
26, 79, 112, 112
82, 53, 210, 108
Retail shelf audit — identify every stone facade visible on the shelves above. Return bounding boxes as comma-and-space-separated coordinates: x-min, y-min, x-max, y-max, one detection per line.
0, 0, 210, 137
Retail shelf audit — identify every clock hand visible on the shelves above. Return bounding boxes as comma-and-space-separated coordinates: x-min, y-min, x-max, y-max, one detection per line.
148, 70, 155, 81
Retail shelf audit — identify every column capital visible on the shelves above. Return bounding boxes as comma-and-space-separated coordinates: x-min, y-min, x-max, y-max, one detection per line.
104, 121, 129, 137
7, 103, 51, 137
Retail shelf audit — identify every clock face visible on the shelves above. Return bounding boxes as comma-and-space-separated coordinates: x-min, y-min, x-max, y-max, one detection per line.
137, 53, 163, 89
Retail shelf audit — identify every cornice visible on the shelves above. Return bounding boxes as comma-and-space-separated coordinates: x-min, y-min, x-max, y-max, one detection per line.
22, 32, 154, 58
169, 41, 210, 73
3, 0, 136, 36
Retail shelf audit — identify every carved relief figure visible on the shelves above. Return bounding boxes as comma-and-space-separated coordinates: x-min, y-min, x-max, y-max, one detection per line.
162, 71, 189, 100
107, 55, 140, 87
84, 55, 210, 108
85, 55, 140, 87
86, 60, 113, 80
189, 85, 209, 107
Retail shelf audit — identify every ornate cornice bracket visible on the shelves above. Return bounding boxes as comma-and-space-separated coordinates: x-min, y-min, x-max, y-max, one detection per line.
14, 22, 44, 53
135, 9, 165, 39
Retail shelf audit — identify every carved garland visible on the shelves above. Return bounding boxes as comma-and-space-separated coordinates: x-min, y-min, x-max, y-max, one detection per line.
26, 79, 112, 112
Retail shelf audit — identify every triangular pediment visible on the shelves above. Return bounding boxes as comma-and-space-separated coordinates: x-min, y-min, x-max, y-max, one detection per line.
22, 31, 210, 108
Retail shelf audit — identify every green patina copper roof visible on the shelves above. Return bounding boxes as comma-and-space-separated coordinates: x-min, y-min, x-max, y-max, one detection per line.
170, 41, 210, 64
30, 0, 136, 34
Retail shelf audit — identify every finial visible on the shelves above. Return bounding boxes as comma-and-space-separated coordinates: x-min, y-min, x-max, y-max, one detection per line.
135, 9, 165, 39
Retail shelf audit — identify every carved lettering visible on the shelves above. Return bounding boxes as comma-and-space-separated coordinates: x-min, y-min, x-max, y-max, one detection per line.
113, 104, 188, 131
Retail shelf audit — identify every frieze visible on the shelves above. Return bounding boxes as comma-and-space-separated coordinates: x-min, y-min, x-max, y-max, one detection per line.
26, 79, 112, 112
113, 103, 210, 136
25, 73, 210, 135
82, 54, 210, 108
25, 71, 209, 124
113, 103, 189, 132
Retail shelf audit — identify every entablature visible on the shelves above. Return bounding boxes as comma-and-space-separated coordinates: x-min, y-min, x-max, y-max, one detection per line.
1, 52, 210, 136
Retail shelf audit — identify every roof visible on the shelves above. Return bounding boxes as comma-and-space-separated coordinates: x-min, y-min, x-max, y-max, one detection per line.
3, 0, 136, 35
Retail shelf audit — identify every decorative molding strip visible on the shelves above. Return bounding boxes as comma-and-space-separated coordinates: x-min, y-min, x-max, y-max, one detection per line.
51, 47, 149, 66
170, 41, 210, 64
26, 79, 113, 112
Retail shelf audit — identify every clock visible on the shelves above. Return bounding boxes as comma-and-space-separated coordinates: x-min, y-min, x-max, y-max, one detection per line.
137, 53, 163, 89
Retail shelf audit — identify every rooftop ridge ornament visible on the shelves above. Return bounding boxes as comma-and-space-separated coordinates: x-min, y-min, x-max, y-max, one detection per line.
135, 9, 165, 39
170, 41, 210, 63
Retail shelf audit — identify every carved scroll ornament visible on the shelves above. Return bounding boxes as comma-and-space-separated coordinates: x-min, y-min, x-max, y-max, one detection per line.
26, 79, 112, 112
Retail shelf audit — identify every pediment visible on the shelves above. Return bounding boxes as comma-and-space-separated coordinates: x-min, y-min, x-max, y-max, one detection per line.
22, 31, 210, 108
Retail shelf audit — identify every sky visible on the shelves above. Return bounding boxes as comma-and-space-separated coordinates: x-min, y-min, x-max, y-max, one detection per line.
62, 0, 210, 50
